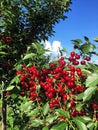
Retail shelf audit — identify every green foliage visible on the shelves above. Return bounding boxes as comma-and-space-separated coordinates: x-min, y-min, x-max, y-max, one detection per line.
73, 117, 88, 130
0, 0, 71, 41
50, 121, 67, 130
1, 0, 98, 129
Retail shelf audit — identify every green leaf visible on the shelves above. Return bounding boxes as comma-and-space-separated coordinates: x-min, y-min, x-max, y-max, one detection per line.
83, 86, 97, 102
87, 122, 95, 130
43, 102, 50, 116
10, 93, 17, 99
23, 53, 36, 60
81, 43, 95, 53
21, 101, 32, 113
86, 72, 98, 87
31, 119, 44, 127
93, 37, 98, 42
76, 92, 84, 100
73, 117, 87, 130
71, 39, 82, 44
42, 126, 49, 130
74, 116, 92, 124
10, 75, 20, 84
0, 52, 8, 55
6, 85, 14, 91
27, 108, 39, 116
46, 115, 58, 124
76, 103, 83, 111
84, 36, 89, 41
94, 122, 98, 130
36, 85, 41, 92
50, 121, 67, 130
55, 109, 70, 119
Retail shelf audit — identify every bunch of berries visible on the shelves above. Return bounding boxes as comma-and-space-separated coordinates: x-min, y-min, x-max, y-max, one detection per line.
16, 52, 91, 117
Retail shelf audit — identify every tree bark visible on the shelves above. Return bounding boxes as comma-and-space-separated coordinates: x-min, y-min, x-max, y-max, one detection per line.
1, 91, 6, 130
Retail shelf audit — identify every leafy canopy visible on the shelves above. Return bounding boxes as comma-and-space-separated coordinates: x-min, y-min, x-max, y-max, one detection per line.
0, 0, 72, 42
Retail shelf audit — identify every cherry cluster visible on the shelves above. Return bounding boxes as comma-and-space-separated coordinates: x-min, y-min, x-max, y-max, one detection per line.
0, 36, 11, 44
16, 52, 91, 117
68, 51, 91, 65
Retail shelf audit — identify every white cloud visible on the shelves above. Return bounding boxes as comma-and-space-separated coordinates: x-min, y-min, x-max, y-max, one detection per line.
44, 40, 52, 56
52, 41, 63, 55
44, 40, 63, 57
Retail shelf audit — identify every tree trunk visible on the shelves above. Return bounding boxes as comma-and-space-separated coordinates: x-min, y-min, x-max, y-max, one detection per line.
1, 91, 7, 130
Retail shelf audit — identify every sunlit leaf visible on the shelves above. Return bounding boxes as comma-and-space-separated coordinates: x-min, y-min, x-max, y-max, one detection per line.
42, 126, 49, 130
86, 72, 98, 87
55, 109, 70, 119
23, 53, 36, 60
93, 37, 98, 42
87, 122, 95, 130
46, 115, 58, 124
50, 121, 67, 130
74, 116, 92, 124
6, 85, 14, 91
31, 119, 44, 127
43, 102, 50, 116
73, 117, 87, 130
76, 92, 84, 100
83, 86, 97, 102
10, 75, 20, 84
81, 43, 95, 53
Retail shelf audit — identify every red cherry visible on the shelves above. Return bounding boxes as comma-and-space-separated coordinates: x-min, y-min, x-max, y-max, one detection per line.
70, 100, 75, 106
75, 54, 80, 59
49, 103, 54, 108
76, 67, 81, 72
59, 116, 66, 120
47, 93, 53, 99
70, 111, 76, 117
21, 91, 26, 96
85, 56, 91, 61
72, 60, 79, 65
37, 97, 42, 102
92, 103, 98, 109
81, 60, 86, 65
70, 51, 75, 57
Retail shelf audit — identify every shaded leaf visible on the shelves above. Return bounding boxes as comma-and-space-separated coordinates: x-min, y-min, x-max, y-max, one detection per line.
71, 39, 82, 44
0, 51, 8, 55
84, 36, 89, 41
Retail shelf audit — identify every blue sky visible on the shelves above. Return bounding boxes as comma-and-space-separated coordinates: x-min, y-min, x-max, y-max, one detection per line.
49, 0, 98, 52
